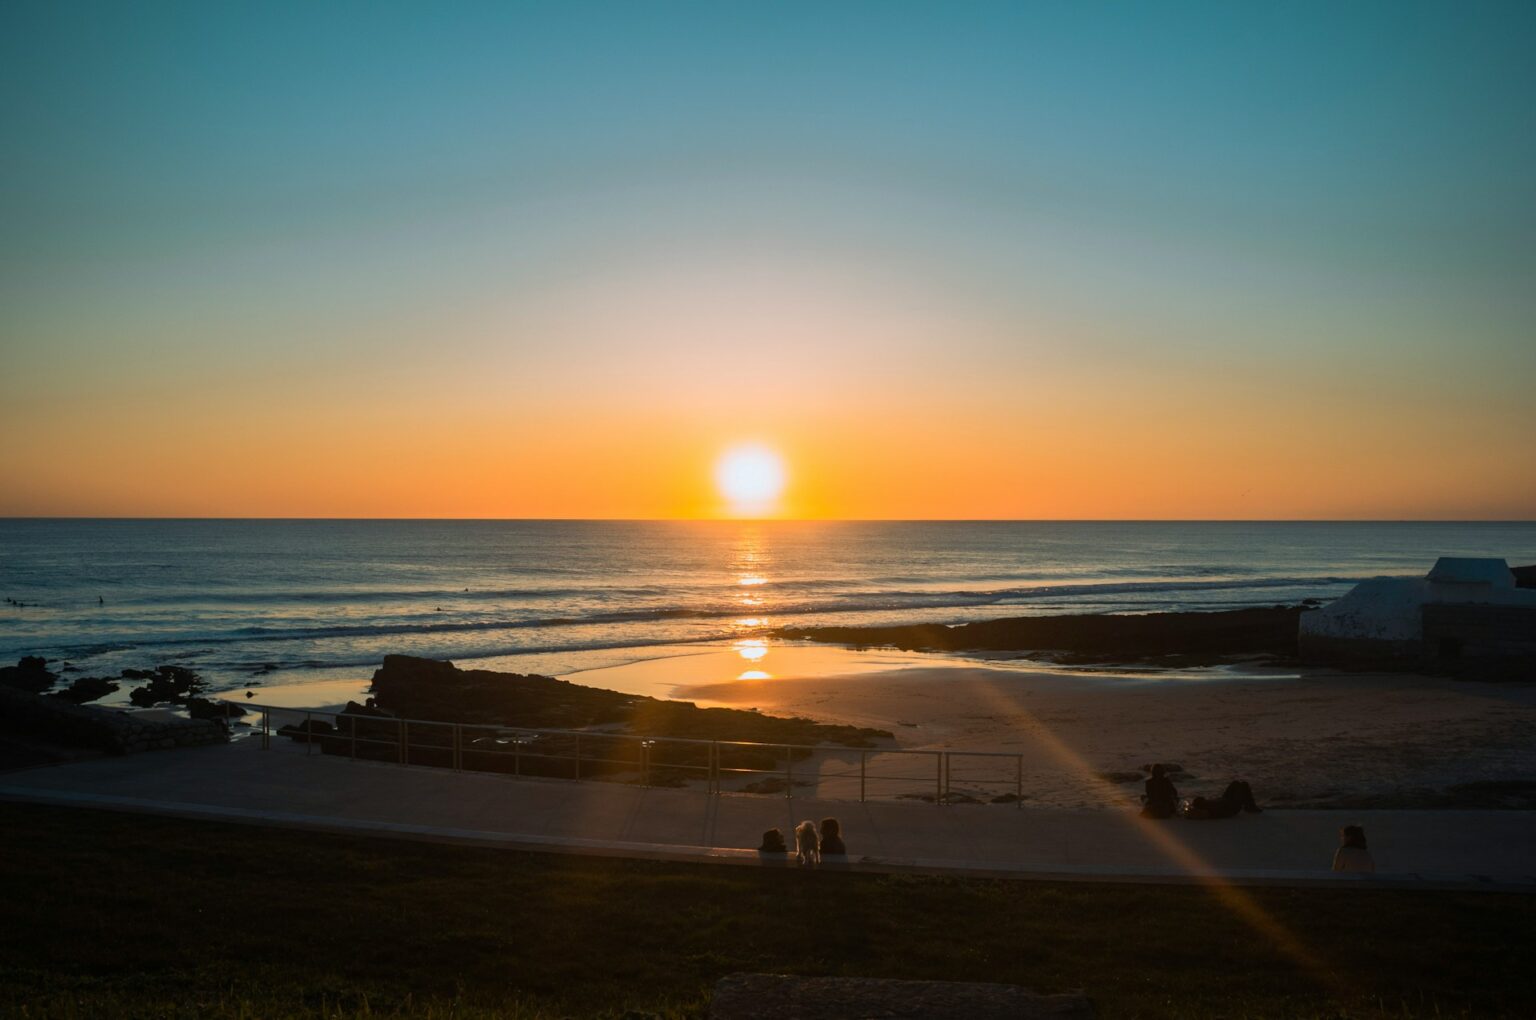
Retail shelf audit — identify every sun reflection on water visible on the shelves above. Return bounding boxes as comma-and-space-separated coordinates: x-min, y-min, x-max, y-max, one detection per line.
734, 638, 768, 661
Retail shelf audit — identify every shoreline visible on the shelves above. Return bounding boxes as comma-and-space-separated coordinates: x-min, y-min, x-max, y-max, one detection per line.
219, 642, 1536, 811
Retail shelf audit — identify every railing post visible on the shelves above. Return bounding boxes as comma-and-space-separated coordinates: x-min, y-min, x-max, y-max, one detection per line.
305, 712, 313, 756
574, 734, 582, 781
641, 739, 649, 788
935, 752, 942, 806
860, 750, 867, 803
399, 720, 407, 765
260, 708, 269, 750
453, 724, 461, 771
350, 714, 357, 760
709, 742, 717, 795
514, 736, 522, 777
784, 745, 792, 799
1016, 755, 1023, 808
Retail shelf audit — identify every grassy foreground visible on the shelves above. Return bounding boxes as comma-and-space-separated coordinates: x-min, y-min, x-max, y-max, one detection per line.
0, 803, 1532, 1019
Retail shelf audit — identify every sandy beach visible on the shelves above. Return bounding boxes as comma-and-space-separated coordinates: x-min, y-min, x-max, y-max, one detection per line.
568, 643, 1536, 809
221, 638, 1536, 811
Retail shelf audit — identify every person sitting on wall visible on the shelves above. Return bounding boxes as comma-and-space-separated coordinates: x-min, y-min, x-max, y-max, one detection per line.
1332, 825, 1376, 873
1183, 780, 1264, 819
818, 817, 846, 856
758, 828, 788, 853
1141, 764, 1180, 819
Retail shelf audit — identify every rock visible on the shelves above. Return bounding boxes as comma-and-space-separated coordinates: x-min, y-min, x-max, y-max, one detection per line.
0, 656, 57, 694
778, 606, 1306, 664
126, 665, 207, 707
187, 697, 248, 720
707, 974, 1095, 1019
369, 655, 891, 747
940, 791, 984, 804
277, 720, 336, 743
48, 675, 120, 704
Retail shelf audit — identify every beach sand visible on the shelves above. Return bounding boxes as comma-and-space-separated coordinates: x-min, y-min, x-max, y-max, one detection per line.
571, 644, 1536, 809
228, 642, 1536, 810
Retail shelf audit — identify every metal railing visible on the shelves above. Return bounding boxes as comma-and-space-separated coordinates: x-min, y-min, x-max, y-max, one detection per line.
247, 703, 1028, 806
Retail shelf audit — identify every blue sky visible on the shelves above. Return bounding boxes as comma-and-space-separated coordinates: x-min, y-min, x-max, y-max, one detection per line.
2, 2, 1533, 517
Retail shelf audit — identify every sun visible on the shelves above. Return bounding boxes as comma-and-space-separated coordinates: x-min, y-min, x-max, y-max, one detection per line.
715, 444, 786, 515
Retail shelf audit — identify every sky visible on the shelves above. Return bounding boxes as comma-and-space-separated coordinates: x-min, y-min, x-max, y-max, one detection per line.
2, 1, 1533, 519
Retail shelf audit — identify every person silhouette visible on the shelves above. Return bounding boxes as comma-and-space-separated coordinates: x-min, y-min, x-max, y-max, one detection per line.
757, 828, 787, 853
818, 817, 846, 856
1184, 780, 1263, 819
1332, 825, 1376, 873
1141, 764, 1179, 819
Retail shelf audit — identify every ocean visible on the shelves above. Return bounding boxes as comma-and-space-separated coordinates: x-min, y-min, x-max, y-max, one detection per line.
2, 519, 1534, 692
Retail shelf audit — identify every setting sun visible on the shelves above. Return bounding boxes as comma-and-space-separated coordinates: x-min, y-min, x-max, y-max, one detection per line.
715, 445, 786, 516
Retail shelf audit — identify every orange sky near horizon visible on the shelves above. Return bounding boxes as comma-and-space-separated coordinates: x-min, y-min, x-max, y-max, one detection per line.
4, 358, 1531, 519
4, 5, 1535, 521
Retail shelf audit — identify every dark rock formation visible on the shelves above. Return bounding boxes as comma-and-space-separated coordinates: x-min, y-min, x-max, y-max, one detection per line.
1512, 565, 1536, 589
187, 697, 247, 721
0, 685, 227, 754
310, 655, 893, 783
368, 654, 890, 746
126, 666, 207, 707
778, 606, 1307, 664
0, 656, 57, 694
48, 675, 120, 704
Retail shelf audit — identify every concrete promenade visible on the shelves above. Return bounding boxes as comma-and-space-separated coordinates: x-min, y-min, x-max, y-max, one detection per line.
3, 738, 1533, 890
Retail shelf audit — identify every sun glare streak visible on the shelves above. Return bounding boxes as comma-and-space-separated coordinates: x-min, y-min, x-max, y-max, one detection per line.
963, 679, 1344, 994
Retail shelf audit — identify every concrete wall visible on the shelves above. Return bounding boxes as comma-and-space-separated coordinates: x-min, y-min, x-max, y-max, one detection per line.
1422, 604, 1536, 659
1299, 569, 1536, 663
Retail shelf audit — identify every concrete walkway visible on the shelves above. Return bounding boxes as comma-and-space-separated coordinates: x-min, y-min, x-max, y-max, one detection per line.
3, 738, 1533, 890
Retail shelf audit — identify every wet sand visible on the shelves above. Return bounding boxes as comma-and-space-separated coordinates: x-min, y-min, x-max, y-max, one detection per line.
574, 644, 1536, 809
231, 642, 1536, 810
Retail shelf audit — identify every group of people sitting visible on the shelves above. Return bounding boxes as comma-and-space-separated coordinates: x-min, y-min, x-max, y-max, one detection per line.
758, 817, 845, 865
1141, 764, 1378, 872
1140, 764, 1263, 820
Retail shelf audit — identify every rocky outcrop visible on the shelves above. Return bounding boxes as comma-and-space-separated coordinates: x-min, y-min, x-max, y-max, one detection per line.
126, 666, 206, 707
305, 656, 892, 783
0, 656, 57, 694
187, 697, 248, 721
0, 686, 227, 754
48, 675, 120, 704
778, 607, 1307, 664
368, 654, 890, 746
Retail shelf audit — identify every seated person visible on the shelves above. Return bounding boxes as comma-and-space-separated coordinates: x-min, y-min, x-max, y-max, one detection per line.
1332, 825, 1376, 873
1141, 764, 1179, 819
1183, 780, 1263, 819
757, 827, 788, 853
818, 817, 846, 856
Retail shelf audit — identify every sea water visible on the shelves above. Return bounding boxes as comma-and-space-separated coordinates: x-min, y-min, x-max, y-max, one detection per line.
2, 519, 1533, 692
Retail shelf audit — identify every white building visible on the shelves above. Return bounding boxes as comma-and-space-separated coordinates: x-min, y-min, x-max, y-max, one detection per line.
1299, 558, 1536, 660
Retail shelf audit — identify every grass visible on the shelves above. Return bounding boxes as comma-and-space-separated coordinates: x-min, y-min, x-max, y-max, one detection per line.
1, 802, 1533, 1018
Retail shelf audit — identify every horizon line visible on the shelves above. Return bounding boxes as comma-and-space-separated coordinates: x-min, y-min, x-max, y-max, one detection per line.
3, 516, 1535, 525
